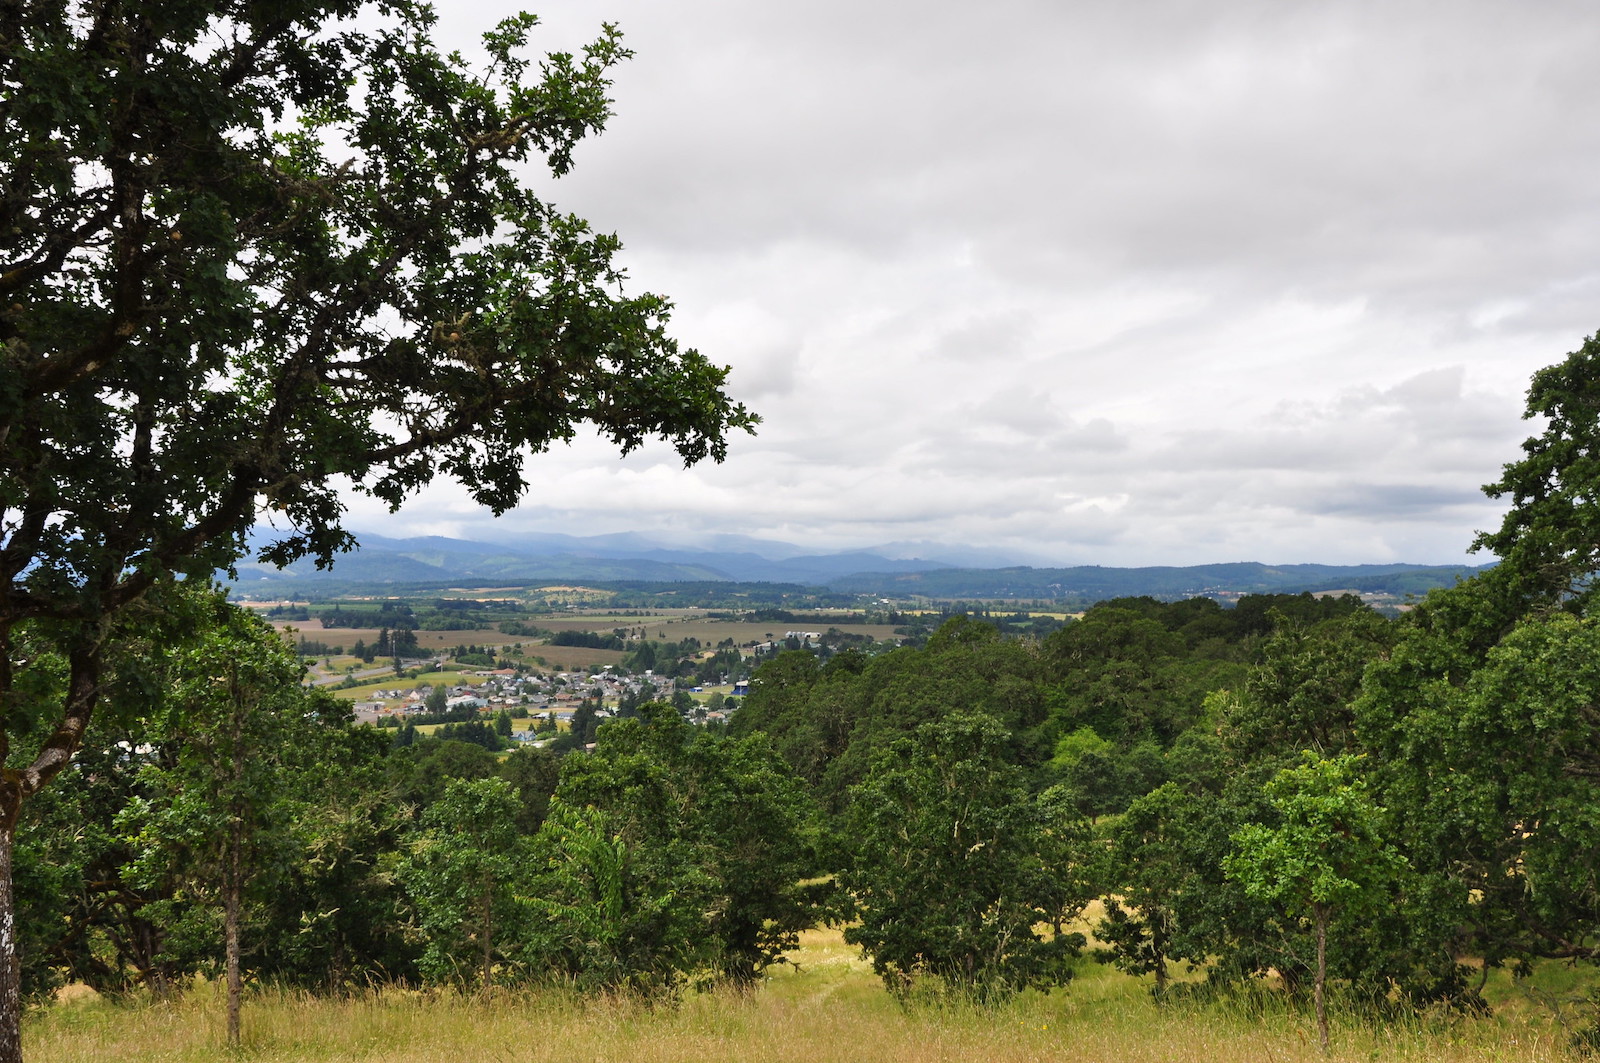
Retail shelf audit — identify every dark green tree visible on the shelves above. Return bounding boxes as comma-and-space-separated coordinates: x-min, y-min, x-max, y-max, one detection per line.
386, 737, 497, 811
18, 617, 414, 1000
1358, 604, 1600, 980
1223, 609, 1393, 764
495, 746, 561, 836
1345, 334, 1600, 995
840, 713, 1088, 1003
130, 606, 289, 1043
0, 1, 753, 1053
537, 705, 820, 991
399, 777, 527, 994
526, 796, 696, 993
569, 698, 600, 747
1474, 330, 1600, 608
1096, 782, 1199, 997
253, 723, 416, 992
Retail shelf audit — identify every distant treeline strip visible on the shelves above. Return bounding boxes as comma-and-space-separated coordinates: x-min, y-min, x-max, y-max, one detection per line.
545, 630, 627, 650
825, 562, 1490, 599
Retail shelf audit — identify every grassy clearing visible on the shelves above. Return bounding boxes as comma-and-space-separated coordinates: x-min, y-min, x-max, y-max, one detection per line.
27, 929, 1579, 1063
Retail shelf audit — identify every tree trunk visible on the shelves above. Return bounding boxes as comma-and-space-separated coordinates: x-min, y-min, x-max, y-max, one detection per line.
480, 885, 493, 1001
1313, 903, 1329, 1054
225, 665, 247, 1048
0, 820, 21, 1063
138, 916, 170, 1000
1152, 909, 1169, 999
225, 823, 242, 1048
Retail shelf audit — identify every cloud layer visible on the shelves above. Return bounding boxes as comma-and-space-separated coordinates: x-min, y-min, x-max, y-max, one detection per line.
346, 0, 1600, 566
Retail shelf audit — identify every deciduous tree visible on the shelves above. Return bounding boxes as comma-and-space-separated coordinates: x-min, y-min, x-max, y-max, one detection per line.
1475, 330, 1600, 607
840, 713, 1088, 1003
0, 1, 752, 1052
1225, 754, 1405, 1052
399, 777, 527, 994
539, 705, 820, 991
121, 597, 314, 1044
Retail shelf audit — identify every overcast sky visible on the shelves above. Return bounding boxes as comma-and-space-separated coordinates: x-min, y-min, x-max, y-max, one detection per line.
341, 0, 1600, 566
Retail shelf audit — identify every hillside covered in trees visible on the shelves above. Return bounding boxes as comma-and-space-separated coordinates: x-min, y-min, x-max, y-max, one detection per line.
12, 561, 1600, 1052
22, 333, 1600, 1055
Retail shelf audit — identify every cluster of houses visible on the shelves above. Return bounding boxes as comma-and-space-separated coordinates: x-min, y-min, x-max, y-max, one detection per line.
350, 667, 687, 730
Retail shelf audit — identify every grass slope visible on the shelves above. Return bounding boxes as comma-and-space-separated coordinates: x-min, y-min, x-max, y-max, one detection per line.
28, 929, 1579, 1062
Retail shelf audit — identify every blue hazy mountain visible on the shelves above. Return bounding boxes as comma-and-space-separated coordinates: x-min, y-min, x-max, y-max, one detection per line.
228, 529, 1486, 601
231, 529, 958, 587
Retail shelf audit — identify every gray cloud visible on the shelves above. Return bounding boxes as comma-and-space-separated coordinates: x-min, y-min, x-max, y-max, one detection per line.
350, 0, 1588, 566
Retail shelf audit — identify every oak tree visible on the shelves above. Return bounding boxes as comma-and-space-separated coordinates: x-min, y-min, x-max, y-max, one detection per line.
1226, 754, 1405, 1052
840, 714, 1088, 1003
539, 705, 819, 991
1476, 330, 1600, 608
122, 594, 344, 1044
399, 777, 527, 994
0, 0, 752, 1055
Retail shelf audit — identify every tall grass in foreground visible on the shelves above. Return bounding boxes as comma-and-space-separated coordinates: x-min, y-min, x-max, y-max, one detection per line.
26, 929, 1580, 1063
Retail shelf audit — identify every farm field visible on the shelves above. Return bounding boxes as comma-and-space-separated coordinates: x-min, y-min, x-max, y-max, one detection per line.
319, 671, 469, 701
406, 720, 554, 739
273, 627, 634, 678
24, 928, 1579, 1063
268, 625, 517, 653
523, 646, 629, 671
268, 603, 901, 688
266, 614, 897, 646
263, 611, 898, 648
502, 612, 898, 647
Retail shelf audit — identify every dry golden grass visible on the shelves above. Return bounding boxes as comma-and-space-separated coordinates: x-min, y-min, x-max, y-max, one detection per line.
531, 647, 629, 671
27, 929, 1578, 1063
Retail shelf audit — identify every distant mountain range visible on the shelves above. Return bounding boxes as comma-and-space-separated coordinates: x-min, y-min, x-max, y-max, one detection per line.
233, 530, 960, 587
226, 529, 1488, 602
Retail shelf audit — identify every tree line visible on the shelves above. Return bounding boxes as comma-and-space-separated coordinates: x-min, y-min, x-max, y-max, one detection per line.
14, 594, 816, 1010
715, 339, 1600, 1045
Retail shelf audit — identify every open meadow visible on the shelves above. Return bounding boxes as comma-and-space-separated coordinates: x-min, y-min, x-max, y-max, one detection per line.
25, 929, 1582, 1063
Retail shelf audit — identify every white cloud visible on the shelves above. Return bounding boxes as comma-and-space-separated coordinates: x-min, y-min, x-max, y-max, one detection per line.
342, 0, 1596, 567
